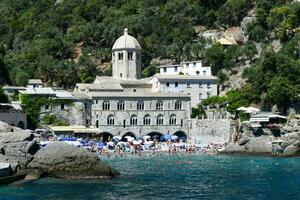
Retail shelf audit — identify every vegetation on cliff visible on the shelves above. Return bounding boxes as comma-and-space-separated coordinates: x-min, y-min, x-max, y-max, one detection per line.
0, 0, 299, 113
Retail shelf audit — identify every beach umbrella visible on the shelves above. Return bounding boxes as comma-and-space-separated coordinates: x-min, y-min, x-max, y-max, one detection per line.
271, 139, 288, 144
143, 135, 151, 140
117, 141, 127, 146
97, 143, 105, 148
171, 135, 178, 140
144, 141, 154, 145
113, 136, 122, 141
132, 140, 141, 145
164, 134, 172, 140
107, 141, 114, 146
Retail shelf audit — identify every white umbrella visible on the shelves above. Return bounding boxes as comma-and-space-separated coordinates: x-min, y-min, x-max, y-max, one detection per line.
237, 106, 247, 111
271, 139, 287, 144
132, 140, 141, 145
127, 137, 135, 142
144, 141, 154, 145
117, 141, 127, 146
171, 135, 178, 140
143, 135, 151, 140
107, 141, 114, 146
113, 136, 122, 140
244, 107, 260, 114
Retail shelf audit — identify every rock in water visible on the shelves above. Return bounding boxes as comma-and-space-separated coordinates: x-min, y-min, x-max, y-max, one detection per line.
0, 131, 40, 169
27, 142, 119, 179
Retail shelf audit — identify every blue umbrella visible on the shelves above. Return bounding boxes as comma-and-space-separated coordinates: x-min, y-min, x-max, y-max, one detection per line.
97, 143, 106, 149
164, 134, 171, 141
60, 137, 77, 141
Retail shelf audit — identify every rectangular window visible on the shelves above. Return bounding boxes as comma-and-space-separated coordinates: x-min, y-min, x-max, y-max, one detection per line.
193, 62, 196, 68
199, 81, 202, 88
175, 82, 178, 87
163, 67, 167, 73
174, 66, 178, 72
186, 64, 189, 69
199, 93, 202, 100
207, 82, 211, 88
128, 52, 133, 60
207, 92, 211, 98
166, 82, 170, 87
45, 105, 49, 110
203, 70, 206, 76
187, 81, 191, 88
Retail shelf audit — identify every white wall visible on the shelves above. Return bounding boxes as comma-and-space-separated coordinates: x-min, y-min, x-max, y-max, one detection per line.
158, 79, 218, 107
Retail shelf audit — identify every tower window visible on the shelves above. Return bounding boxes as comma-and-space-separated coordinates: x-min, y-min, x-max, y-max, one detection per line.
102, 101, 110, 110
166, 82, 170, 87
175, 82, 178, 87
175, 101, 182, 110
203, 70, 207, 76
130, 115, 138, 125
174, 66, 178, 72
128, 52, 133, 60
163, 67, 167, 73
118, 52, 123, 60
193, 62, 196, 68
169, 114, 177, 125
117, 101, 125, 110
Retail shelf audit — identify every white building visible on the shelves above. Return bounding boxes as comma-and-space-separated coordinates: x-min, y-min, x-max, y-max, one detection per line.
154, 61, 217, 107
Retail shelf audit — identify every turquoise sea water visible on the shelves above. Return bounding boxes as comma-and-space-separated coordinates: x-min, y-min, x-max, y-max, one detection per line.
0, 154, 300, 200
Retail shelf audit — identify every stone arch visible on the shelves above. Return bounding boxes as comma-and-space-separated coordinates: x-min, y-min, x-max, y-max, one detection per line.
173, 131, 187, 139
97, 132, 114, 142
17, 121, 25, 129
147, 132, 163, 140
122, 132, 136, 141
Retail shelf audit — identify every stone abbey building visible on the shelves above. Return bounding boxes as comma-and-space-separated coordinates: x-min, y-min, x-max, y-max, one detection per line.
16, 28, 217, 140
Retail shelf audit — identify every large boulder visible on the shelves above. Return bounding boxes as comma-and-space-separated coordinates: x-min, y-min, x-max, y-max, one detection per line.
27, 142, 119, 179
0, 130, 40, 169
282, 142, 300, 156
222, 136, 272, 155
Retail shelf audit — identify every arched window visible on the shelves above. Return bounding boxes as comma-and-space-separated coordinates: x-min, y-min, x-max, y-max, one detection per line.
107, 115, 114, 125
175, 101, 182, 110
143, 114, 151, 125
130, 115, 138, 125
117, 101, 125, 110
96, 120, 99, 128
137, 101, 144, 110
156, 114, 164, 125
169, 114, 176, 125
156, 101, 163, 110
102, 101, 110, 110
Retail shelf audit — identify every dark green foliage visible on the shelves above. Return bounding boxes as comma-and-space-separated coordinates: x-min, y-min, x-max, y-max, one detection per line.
20, 94, 73, 128
0, 88, 8, 103
191, 106, 206, 119
142, 65, 159, 78
42, 114, 69, 126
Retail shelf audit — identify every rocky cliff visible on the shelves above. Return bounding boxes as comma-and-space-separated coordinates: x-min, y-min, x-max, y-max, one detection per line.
222, 117, 300, 156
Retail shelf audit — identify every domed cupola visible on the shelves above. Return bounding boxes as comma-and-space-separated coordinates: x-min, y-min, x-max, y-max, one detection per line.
112, 28, 141, 50
111, 28, 141, 80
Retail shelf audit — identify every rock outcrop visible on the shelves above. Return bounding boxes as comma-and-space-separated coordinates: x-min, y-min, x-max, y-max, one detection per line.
0, 121, 119, 179
0, 130, 40, 169
27, 142, 119, 179
222, 118, 300, 156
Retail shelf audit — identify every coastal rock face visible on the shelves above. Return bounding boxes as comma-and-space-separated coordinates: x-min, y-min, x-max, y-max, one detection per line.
27, 142, 119, 179
223, 118, 300, 156
0, 130, 40, 169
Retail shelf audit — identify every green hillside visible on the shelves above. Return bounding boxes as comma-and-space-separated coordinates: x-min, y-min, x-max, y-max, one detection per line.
0, 0, 299, 112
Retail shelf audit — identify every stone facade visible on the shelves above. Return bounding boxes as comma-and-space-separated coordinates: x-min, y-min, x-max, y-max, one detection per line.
40, 100, 92, 126
0, 110, 27, 129
90, 96, 190, 137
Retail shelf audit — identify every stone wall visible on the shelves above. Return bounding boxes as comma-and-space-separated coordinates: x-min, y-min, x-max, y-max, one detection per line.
40, 100, 92, 126
190, 119, 232, 145
0, 111, 27, 129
